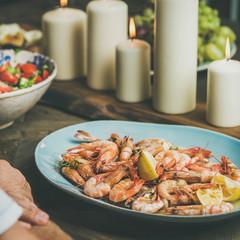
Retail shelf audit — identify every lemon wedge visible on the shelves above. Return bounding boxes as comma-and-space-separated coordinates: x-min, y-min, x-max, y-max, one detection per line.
211, 173, 240, 201
137, 150, 158, 181
196, 185, 223, 205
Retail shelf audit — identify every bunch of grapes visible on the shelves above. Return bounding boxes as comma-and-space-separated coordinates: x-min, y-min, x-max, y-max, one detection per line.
198, 1, 236, 65
134, 4, 154, 45
133, 0, 237, 66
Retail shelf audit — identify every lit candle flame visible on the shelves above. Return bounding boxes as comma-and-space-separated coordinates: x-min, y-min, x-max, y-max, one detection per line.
129, 17, 136, 39
60, 0, 68, 7
225, 36, 230, 60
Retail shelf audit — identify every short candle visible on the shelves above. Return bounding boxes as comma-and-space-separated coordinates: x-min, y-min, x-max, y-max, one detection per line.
206, 37, 240, 127
116, 18, 151, 102
42, 0, 87, 80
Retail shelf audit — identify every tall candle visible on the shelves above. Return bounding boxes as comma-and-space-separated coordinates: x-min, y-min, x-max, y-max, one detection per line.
206, 38, 240, 127
42, 0, 87, 80
116, 18, 151, 102
87, 0, 128, 90
153, 0, 198, 114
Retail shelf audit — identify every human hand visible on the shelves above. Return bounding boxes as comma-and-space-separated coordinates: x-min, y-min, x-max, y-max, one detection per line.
0, 160, 33, 201
7, 192, 49, 227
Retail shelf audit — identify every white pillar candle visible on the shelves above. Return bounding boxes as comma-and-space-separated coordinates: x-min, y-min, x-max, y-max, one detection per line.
206, 59, 240, 127
153, 0, 198, 114
116, 18, 151, 102
87, 0, 128, 90
42, 1, 87, 80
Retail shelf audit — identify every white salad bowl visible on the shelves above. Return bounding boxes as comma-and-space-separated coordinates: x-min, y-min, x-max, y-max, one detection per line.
0, 49, 57, 129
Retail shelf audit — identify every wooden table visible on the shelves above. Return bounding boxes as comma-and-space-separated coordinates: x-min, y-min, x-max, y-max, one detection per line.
1, 1, 240, 240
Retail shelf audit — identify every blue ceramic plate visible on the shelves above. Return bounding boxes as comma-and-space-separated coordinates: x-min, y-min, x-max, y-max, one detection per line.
35, 120, 240, 223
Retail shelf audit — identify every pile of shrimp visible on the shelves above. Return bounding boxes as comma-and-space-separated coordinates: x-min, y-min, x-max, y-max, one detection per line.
59, 130, 239, 216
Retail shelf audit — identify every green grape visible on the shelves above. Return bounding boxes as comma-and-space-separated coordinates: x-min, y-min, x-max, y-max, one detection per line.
198, 53, 204, 65
198, 36, 204, 51
134, 15, 144, 27
207, 14, 214, 22
198, 15, 208, 22
205, 43, 224, 61
199, 45, 206, 57
143, 8, 154, 19
202, 6, 212, 15
212, 9, 219, 16
209, 34, 217, 43
212, 17, 221, 29
218, 26, 236, 42
199, 19, 210, 31
214, 34, 227, 52
199, 0, 206, 7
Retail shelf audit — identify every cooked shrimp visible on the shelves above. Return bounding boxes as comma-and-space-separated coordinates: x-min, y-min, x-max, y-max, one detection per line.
137, 138, 171, 149
171, 179, 197, 202
75, 158, 94, 180
166, 202, 234, 216
119, 136, 134, 161
188, 183, 214, 191
61, 167, 85, 187
221, 156, 240, 182
74, 130, 100, 142
173, 153, 192, 171
68, 140, 119, 172
109, 133, 122, 148
195, 159, 220, 168
61, 153, 94, 179
132, 188, 164, 213
100, 160, 128, 172
155, 151, 181, 176
158, 180, 193, 206
161, 170, 216, 183
84, 164, 129, 198
137, 138, 172, 156
186, 163, 209, 172
187, 161, 222, 173
62, 152, 79, 162
179, 147, 212, 158
109, 178, 144, 202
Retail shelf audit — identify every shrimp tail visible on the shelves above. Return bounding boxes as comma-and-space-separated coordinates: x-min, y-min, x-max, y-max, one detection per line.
61, 167, 85, 187
74, 130, 99, 141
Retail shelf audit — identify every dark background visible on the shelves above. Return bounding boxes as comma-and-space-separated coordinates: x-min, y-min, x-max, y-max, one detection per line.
0, 0, 239, 28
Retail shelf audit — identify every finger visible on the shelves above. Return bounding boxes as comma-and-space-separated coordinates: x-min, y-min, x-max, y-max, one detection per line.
18, 220, 32, 229
20, 208, 49, 226
7, 192, 49, 226
7, 192, 36, 209
23, 182, 33, 201
0, 159, 11, 166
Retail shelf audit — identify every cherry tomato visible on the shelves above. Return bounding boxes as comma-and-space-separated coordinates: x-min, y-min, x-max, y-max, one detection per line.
0, 70, 19, 85
0, 81, 12, 93
15, 63, 22, 69
32, 75, 43, 84
0, 62, 11, 72
42, 69, 49, 80
21, 63, 37, 77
